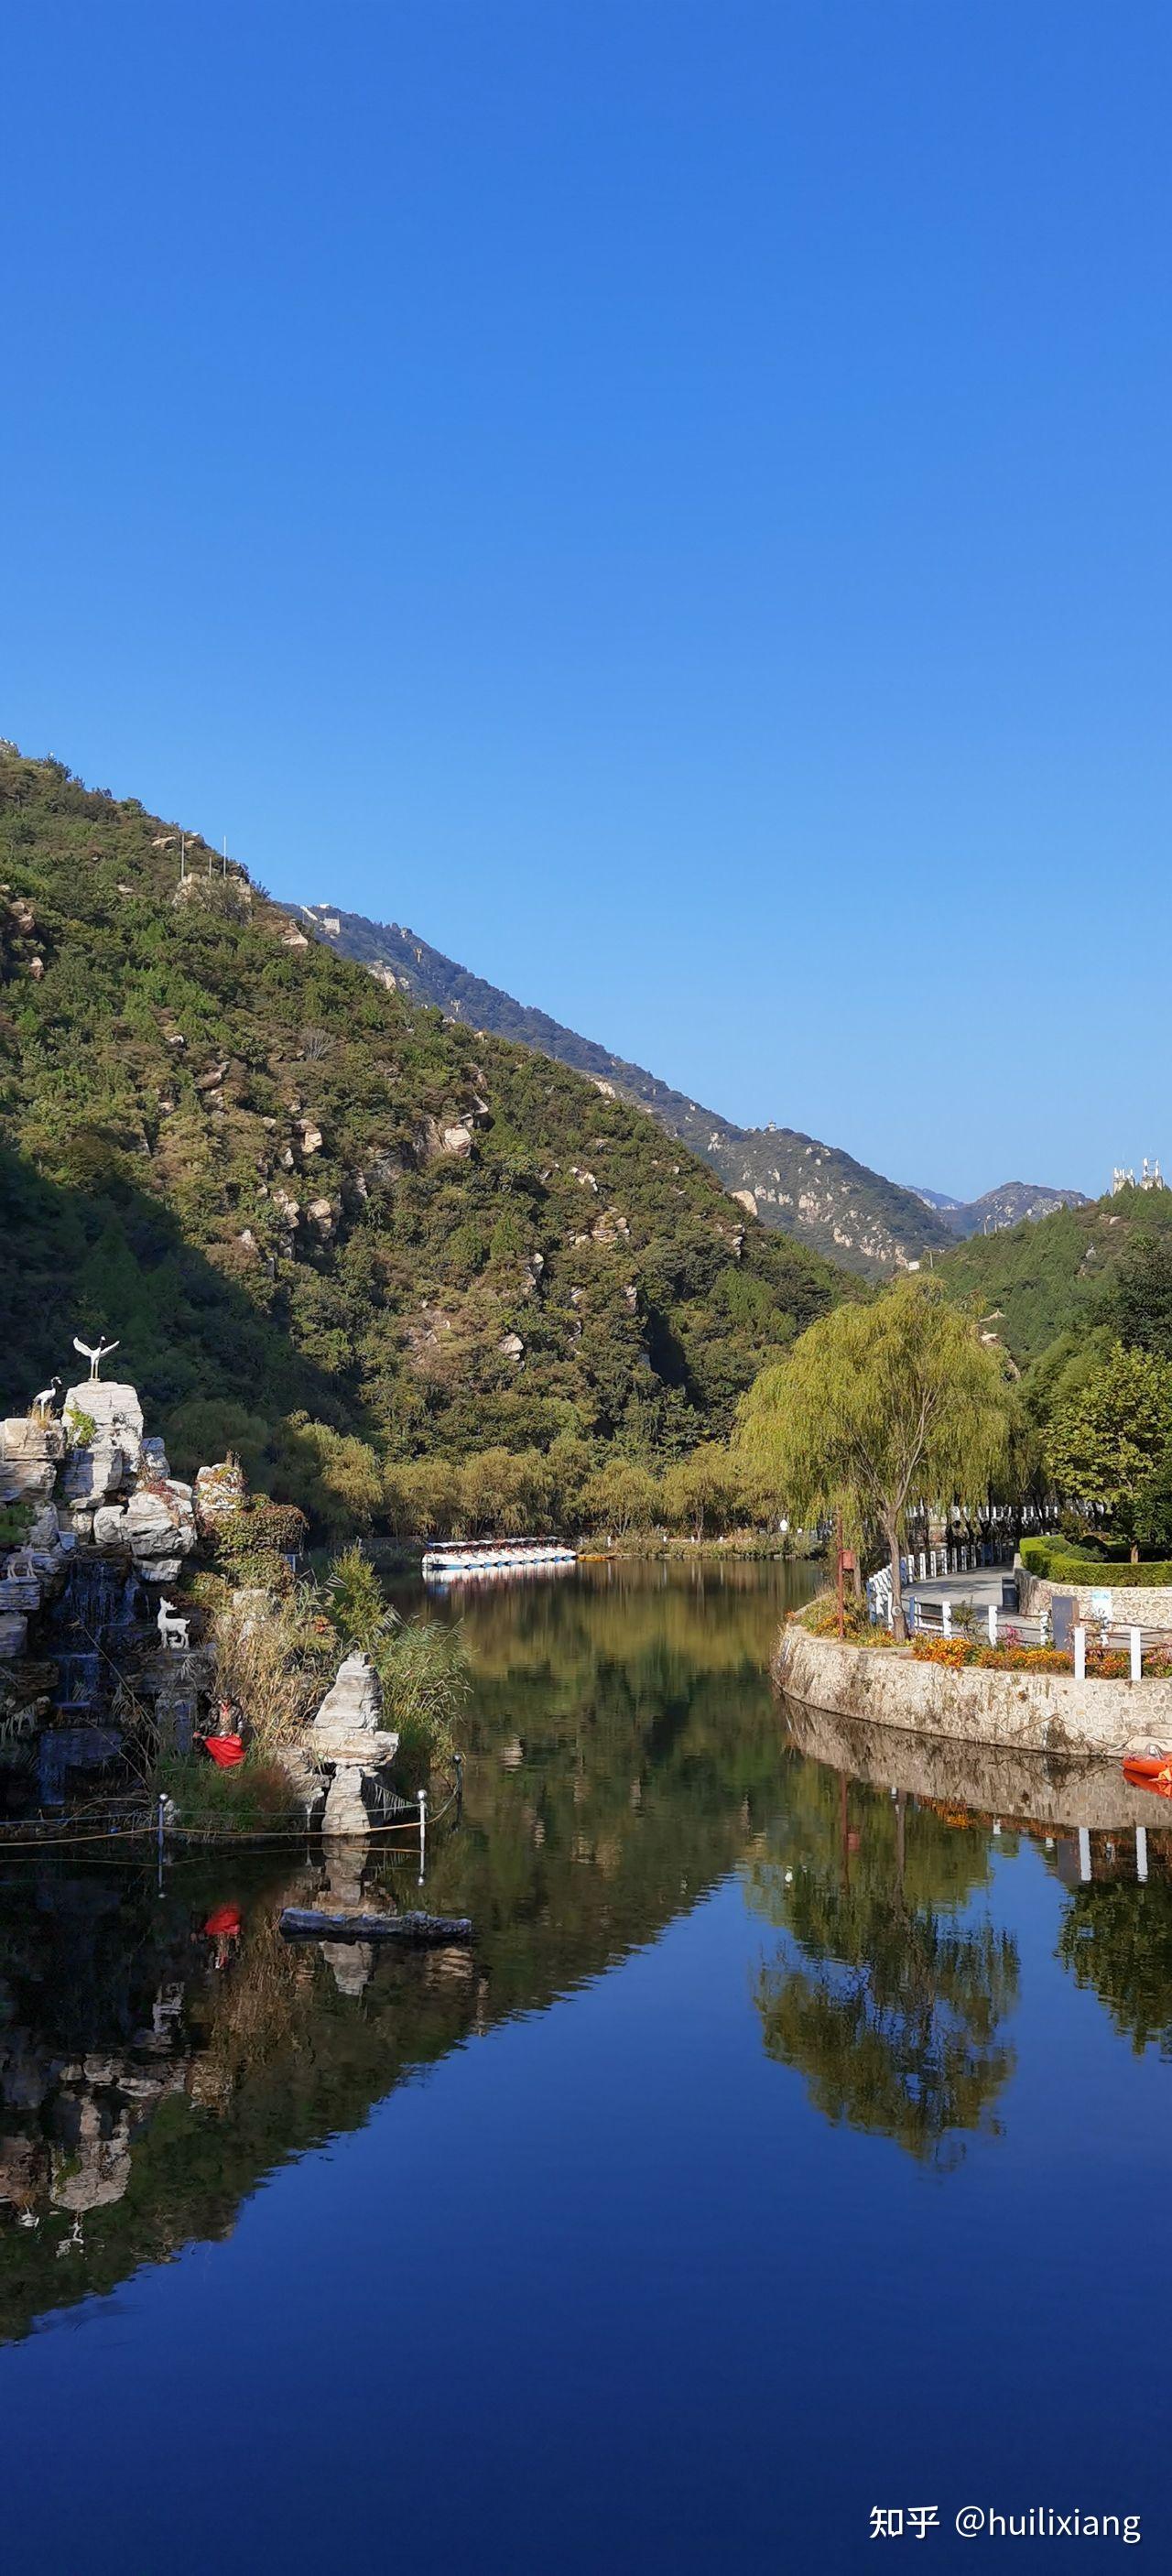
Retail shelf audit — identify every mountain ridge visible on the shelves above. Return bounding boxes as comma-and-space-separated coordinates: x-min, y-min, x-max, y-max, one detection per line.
908, 1179, 1091, 1237
0, 748, 850, 1507
291, 901, 959, 1277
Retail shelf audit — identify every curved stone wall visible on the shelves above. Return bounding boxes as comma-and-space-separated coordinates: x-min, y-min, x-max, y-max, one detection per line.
774, 1623, 1172, 1759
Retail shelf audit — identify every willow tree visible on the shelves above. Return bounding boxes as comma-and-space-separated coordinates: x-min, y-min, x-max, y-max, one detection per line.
737, 1277, 1012, 1637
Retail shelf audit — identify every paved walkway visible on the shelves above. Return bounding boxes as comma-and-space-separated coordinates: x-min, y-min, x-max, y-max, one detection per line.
906, 1568, 1013, 1611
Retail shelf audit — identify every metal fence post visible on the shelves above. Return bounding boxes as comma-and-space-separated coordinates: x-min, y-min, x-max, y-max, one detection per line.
987, 1604, 998, 1647
1073, 1625, 1086, 1683
1130, 1626, 1142, 1683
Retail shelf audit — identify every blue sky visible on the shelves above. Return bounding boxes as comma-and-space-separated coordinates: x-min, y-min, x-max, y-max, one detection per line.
4, 2, 1168, 1201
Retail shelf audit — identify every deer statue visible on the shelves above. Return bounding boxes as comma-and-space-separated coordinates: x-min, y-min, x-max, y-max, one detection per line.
157, 1598, 190, 1653
71, 1335, 120, 1384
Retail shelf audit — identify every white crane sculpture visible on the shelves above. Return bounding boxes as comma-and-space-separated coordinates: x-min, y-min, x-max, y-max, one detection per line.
32, 1375, 62, 1418
71, 1335, 120, 1384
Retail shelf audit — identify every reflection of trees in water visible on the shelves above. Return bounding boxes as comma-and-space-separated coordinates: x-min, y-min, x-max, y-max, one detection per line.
0, 1571, 798, 2341
746, 1761, 1019, 2166
1058, 1881, 1172, 2056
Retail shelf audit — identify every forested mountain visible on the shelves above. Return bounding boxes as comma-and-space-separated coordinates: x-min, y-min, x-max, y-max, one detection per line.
939, 1186, 1172, 1362
0, 749, 850, 1521
292, 902, 956, 1276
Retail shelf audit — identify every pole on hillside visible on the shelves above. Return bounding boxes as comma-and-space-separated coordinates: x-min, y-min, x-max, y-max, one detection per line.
836, 1508, 845, 1641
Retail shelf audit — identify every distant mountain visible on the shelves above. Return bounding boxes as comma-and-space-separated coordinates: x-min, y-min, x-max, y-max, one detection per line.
947, 1181, 1090, 1237
292, 903, 956, 1277
910, 1186, 962, 1213
909, 1180, 1090, 1237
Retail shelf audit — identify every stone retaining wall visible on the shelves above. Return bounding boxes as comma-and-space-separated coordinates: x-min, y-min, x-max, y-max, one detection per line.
774, 1622, 1172, 1758
1017, 1568, 1172, 1627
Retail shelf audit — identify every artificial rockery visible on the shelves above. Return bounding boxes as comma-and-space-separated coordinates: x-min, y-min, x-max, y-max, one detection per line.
0, 1360, 422, 1836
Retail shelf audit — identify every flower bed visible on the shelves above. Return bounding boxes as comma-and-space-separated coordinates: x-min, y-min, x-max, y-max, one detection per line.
911, 1636, 1172, 1679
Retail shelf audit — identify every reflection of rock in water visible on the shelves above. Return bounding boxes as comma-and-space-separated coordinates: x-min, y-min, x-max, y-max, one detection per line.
315, 1847, 383, 1995
3, 2001, 192, 2227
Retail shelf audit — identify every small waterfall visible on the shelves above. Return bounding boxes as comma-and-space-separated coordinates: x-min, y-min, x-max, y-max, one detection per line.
46, 1560, 149, 1721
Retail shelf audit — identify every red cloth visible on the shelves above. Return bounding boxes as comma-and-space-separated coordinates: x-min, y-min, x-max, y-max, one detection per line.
203, 1903, 242, 1936
203, 1734, 244, 1769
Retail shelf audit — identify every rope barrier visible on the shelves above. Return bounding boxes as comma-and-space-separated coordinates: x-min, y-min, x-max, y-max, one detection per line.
0, 1773, 461, 1853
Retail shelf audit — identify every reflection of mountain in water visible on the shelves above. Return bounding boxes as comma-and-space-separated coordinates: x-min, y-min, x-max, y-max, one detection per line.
0, 1566, 798, 2344
746, 1759, 1020, 2167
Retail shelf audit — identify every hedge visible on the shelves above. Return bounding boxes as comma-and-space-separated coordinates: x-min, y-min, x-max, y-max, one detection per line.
1020, 1537, 1172, 1587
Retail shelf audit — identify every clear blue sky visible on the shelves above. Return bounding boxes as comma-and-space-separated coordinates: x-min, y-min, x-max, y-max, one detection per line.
5, 2, 1168, 1201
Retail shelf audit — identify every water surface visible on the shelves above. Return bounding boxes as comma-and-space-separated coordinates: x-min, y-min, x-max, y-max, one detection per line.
1, 1561, 1169, 2571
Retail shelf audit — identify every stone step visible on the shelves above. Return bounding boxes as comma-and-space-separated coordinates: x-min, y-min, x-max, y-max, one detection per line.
0, 1580, 41, 1614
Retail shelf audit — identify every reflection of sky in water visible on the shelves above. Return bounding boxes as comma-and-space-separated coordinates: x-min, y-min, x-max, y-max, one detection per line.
0, 1561, 1169, 2573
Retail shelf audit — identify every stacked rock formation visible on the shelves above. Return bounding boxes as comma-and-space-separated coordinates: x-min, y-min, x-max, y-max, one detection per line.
60, 1383, 198, 1584
0, 1411, 71, 1658
305, 1650, 399, 1837
0, 1381, 201, 1662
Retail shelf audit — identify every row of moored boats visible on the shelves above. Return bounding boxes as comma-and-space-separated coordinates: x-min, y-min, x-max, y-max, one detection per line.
422, 1538, 577, 1584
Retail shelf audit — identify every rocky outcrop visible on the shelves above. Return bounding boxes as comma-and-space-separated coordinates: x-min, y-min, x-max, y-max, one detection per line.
309, 1650, 384, 1749
64, 1381, 144, 1468
46, 1385, 200, 1582
194, 1457, 245, 1535
307, 1652, 399, 1838
0, 1414, 62, 1508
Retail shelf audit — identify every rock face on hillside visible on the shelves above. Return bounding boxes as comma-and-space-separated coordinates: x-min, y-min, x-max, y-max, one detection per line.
1, 744, 848, 1462
293, 900, 955, 1277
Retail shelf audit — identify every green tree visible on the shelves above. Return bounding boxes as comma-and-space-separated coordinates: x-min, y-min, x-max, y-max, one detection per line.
737, 1278, 1012, 1636
1134, 1447, 1172, 1557
582, 1454, 661, 1537
1043, 1341, 1172, 1557
1103, 1231, 1172, 1360
661, 1441, 737, 1540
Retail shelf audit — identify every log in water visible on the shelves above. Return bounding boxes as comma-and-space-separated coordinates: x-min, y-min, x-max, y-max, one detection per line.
278, 1907, 472, 1944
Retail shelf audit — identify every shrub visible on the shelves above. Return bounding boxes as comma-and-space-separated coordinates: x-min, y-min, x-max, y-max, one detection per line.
376, 1616, 472, 1790
203, 1582, 334, 1756
157, 1752, 304, 1833
798, 1589, 876, 1642
1020, 1538, 1172, 1586
913, 1636, 1080, 1674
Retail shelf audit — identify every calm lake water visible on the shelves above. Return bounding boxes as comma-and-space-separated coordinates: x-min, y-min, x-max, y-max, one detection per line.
2, 1560, 1169, 2571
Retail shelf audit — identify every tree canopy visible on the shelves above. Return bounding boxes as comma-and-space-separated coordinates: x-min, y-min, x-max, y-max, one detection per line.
737, 1278, 1014, 1632
1043, 1341, 1172, 1554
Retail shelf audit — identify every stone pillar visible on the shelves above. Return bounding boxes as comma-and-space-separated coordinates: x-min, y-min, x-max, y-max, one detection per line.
320, 1763, 370, 1838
